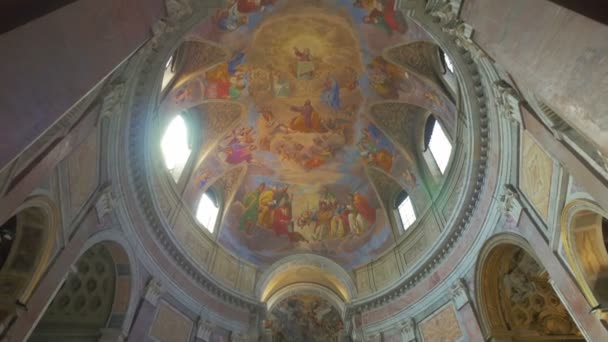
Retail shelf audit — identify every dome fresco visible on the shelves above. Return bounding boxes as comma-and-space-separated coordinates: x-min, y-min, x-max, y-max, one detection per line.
160, 0, 457, 269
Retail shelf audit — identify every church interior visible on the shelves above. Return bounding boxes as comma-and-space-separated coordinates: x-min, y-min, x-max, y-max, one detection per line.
1, 0, 608, 341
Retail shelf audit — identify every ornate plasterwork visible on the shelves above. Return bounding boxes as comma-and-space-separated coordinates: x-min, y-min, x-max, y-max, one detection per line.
196, 317, 215, 341
400, 318, 416, 342
369, 102, 427, 159
500, 184, 523, 223
95, 185, 115, 223
144, 278, 165, 306
449, 278, 469, 310
493, 81, 523, 125
385, 42, 439, 82
174, 41, 228, 86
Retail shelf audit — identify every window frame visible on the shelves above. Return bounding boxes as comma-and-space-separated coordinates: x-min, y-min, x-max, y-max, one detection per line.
195, 190, 221, 234
394, 191, 417, 234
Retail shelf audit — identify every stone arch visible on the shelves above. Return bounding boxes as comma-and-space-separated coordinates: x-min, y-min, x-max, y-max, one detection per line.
475, 233, 583, 341
0, 196, 58, 329
29, 235, 137, 341
256, 254, 356, 302
561, 199, 608, 319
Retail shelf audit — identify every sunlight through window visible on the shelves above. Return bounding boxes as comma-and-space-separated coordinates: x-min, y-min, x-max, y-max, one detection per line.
196, 192, 219, 233
443, 52, 454, 73
162, 55, 176, 89
161, 115, 191, 178
398, 196, 416, 231
429, 122, 452, 174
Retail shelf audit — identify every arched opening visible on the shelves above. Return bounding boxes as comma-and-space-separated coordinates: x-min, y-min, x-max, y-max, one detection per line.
477, 236, 583, 341
561, 201, 608, 321
196, 190, 220, 233
394, 190, 416, 233
266, 293, 344, 341
160, 114, 192, 182
29, 241, 132, 341
0, 201, 56, 330
424, 115, 452, 175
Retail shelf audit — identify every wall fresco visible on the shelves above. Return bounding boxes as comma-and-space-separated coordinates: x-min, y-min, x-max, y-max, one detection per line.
267, 294, 343, 342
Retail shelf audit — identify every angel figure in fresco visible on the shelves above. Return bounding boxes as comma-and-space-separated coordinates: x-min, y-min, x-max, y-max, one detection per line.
289, 100, 325, 133
320, 75, 341, 110
358, 0, 407, 36
293, 47, 315, 80
220, 127, 256, 165
367, 56, 404, 99
357, 126, 393, 172
240, 183, 265, 234
347, 192, 376, 235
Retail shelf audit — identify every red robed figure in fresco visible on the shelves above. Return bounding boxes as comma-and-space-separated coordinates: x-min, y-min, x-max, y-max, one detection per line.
272, 204, 292, 237
353, 192, 376, 224
236, 0, 277, 13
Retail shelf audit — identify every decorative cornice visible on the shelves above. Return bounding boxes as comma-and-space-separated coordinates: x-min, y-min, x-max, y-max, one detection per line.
348, 7, 491, 313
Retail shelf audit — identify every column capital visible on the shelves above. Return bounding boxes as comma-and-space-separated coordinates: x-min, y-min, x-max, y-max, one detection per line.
449, 278, 470, 310
144, 278, 164, 306
400, 318, 416, 342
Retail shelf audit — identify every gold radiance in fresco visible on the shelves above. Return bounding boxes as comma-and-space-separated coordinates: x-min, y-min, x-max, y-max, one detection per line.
267, 294, 343, 342
161, 0, 457, 269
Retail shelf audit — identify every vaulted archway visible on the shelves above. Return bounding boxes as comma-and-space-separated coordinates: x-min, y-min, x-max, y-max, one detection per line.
476, 235, 583, 341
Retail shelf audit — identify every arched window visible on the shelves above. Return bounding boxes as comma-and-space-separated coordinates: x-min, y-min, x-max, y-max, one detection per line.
424, 116, 452, 174
395, 191, 416, 232
196, 191, 219, 233
160, 115, 191, 182
441, 51, 454, 74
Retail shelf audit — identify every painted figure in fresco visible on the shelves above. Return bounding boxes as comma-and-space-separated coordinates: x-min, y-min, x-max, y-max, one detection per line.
196, 171, 213, 189
367, 56, 404, 99
220, 127, 256, 165
257, 185, 277, 229
215, 1, 248, 31
358, 0, 407, 35
215, 0, 276, 31
204, 55, 247, 100
289, 100, 324, 133
320, 75, 341, 110
293, 47, 315, 80
272, 187, 292, 237
240, 183, 266, 233
358, 126, 393, 172
236, 0, 277, 13
347, 192, 376, 235
344, 66, 359, 91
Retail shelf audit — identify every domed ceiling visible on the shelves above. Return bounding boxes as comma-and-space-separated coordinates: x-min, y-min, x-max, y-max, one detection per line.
159, 0, 457, 269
